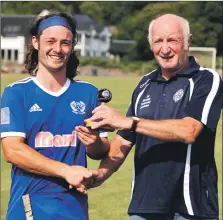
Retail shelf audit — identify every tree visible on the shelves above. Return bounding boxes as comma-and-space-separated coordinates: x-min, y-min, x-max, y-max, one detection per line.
116, 1, 223, 60
1, 2, 73, 15
79, 2, 104, 24
1, 1, 222, 58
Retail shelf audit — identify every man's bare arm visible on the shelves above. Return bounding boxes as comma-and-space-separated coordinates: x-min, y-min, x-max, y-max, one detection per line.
87, 105, 204, 144
2, 137, 92, 192
134, 117, 203, 144
85, 137, 109, 160
88, 135, 133, 188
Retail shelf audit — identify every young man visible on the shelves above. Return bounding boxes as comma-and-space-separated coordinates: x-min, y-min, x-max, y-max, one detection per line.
1, 12, 109, 220
87, 14, 222, 220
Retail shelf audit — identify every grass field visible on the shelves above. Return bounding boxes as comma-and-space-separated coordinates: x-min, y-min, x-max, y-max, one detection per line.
1, 74, 222, 220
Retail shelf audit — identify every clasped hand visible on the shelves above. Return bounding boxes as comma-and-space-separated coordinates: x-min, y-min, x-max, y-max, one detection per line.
75, 125, 101, 147
65, 166, 106, 194
85, 104, 130, 131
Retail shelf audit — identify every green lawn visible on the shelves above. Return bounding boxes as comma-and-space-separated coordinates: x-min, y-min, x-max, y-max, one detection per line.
1, 74, 222, 220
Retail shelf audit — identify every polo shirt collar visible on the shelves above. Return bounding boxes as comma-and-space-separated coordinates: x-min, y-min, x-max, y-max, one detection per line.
153, 56, 200, 82
176, 56, 200, 76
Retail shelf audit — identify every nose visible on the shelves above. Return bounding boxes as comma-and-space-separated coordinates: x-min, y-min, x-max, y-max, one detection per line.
160, 41, 171, 55
54, 42, 62, 53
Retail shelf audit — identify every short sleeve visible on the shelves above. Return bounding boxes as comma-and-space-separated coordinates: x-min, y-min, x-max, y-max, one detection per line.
183, 70, 223, 129
1, 87, 26, 138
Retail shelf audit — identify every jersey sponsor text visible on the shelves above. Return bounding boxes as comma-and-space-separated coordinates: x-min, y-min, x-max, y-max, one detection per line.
35, 131, 77, 147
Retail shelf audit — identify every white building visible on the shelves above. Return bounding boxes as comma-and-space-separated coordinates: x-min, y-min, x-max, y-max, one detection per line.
1, 13, 112, 64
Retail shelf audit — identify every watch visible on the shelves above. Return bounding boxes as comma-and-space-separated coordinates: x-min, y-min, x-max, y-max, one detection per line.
131, 116, 140, 131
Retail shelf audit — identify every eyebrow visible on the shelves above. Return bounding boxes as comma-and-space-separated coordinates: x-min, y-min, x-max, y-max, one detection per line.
44, 37, 72, 42
153, 35, 182, 39
168, 35, 182, 38
44, 37, 56, 40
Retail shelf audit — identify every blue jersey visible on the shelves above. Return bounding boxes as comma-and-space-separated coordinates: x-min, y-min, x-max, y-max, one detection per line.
1, 77, 107, 220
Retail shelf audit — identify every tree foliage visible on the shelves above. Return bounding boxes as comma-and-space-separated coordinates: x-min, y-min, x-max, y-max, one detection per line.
1, 1, 222, 58
79, 2, 104, 24
1, 1, 73, 15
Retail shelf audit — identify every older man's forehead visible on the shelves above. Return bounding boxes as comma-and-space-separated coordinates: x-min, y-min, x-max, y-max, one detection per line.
154, 15, 183, 28
155, 14, 183, 23
152, 19, 184, 37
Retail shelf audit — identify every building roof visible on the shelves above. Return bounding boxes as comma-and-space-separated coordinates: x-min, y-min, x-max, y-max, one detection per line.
1, 15, 35, 37
109, 40, 136, 54
74, 14, 93, 31
94, 24, 105, 34
1, 13, 105, 36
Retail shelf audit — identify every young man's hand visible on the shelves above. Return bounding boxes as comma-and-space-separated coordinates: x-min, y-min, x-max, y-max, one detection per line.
75, 126, 101, 147
64, 165, 93, 194
87, 168, 109, 189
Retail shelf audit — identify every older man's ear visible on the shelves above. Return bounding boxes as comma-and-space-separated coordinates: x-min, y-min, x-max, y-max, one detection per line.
188, 34, 192, 48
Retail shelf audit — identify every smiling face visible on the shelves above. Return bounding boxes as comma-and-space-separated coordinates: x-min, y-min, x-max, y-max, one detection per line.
151, 15, 190, 75
32, 25, 73, 74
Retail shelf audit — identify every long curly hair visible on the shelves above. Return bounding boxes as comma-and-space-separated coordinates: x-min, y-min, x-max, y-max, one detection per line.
24, 12, 79, 79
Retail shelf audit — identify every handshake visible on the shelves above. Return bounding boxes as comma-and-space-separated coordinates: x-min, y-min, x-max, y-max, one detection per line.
63, 165, 108, 194
64, 89, 132, 194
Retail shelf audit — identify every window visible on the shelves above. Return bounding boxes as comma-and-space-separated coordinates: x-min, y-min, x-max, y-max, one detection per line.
101, 52, 106, 57
3, 25, 21, 37
77, 34, 81, 42
15, 50, 18, 60
1, 50, 5, 59
8, 50, 11, 60
85, 50, 90, 57
101, 36, 106, 42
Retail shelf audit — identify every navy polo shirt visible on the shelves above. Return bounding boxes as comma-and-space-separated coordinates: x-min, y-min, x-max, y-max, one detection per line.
117, 56, 222, 218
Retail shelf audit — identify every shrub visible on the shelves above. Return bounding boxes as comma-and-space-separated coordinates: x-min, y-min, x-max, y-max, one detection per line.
79, 57, 159, 75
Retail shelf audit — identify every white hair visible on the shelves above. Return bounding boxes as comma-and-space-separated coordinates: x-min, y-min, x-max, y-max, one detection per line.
148, 14, 191, 50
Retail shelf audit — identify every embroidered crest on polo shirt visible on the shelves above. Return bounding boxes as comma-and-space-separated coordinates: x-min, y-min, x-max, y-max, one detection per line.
173, 89, 184, 103
140, 95, 151, 109
70, 101, 86, 114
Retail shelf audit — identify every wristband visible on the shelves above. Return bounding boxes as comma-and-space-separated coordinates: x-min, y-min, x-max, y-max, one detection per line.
131, 117, 140, 131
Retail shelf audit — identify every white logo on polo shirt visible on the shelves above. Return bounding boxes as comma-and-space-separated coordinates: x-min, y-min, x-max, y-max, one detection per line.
140, 79, 151, 89
173, 89, 184, 103
140, 95, 151, 109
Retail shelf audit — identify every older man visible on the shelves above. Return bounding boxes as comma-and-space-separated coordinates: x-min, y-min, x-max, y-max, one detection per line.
87, 14, 222, 220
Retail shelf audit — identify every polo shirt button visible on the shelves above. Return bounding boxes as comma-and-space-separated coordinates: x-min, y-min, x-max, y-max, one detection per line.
163, 93, 166, 96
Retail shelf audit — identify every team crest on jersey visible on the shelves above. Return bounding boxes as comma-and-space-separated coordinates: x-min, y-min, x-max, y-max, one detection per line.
173, 89, 184, 103
70, 101, 86, 114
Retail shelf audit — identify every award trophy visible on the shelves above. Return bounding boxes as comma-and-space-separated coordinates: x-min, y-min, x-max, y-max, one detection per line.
86, 88, 114, 131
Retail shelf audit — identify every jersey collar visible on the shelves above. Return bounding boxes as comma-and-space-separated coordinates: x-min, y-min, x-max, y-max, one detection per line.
32, 78, 71, 97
